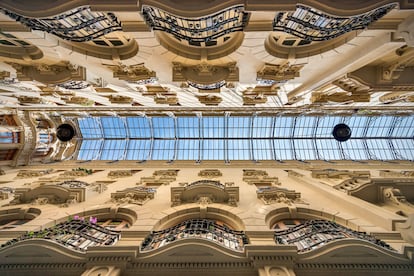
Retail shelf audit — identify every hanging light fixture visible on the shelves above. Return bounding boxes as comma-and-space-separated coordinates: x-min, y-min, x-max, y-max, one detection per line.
56, 123, 75, 142
332, 123, 351, 142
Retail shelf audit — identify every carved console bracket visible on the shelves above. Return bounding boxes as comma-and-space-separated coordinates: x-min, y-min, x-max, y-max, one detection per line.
312, 169, 371, 179
107, 170, 141, 179
243, 169, 280, 186
198, 169, 222, 178
142, 85, 179, 105
242, 85, 278, 105
111, 186, 156, 205
8, 62, 86, 85
106, 63, 156, 82
256, 186, 303, 205
138, 170, 179, 186
173, 62, 239, 87
257, 62, 304, 83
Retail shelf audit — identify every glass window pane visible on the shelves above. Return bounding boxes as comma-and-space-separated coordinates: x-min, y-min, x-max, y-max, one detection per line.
78, 140, 103, 160
126, 140, 151, 160
152, 117, 175, 138
127, 117, 151, 138
202, 139, 224, 160
101, 117, 126, 138
101, 140, 127, 160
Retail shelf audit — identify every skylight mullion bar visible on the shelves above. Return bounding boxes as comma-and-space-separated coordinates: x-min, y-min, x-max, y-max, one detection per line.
291, 116, 298, 160
270, 116, 277, 161
198, 113, 203, 162
363, 117, 375, 160
386, 116, 399, 160
147, 116, 154, 161
224, 112, 229, 163
172, 115, 178, 161
120, 117, 129, 160
312, 116, 321, 160
249, 114, 255, 162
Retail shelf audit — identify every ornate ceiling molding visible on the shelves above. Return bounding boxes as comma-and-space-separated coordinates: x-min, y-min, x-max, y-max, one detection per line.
243, 169, 280, 186
111, 186, 156, 205
8, 62, 86, 85
242, 85, 278, 105
107, 170, 140, 179
379, 92, 414, 104
171, 180, 239, 207
138, 169, 179, 186
257, 62, 304, 83
106, 63, 156, 82
173, 62, 239, 86
196, 94, 223, 106
142, 85, 179, 105
0, 71, 10, 80
312, 169, 371, 179
256, 186, 303, 206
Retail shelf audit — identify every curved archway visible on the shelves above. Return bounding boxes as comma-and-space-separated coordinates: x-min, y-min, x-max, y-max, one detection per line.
265, 206, 358, 230
0, 32, 43, 61
59, 33, 139, 60
264, 31, 359, 59
153, 205, 245, 231
156, 31, 244, 60
0, 207, 41, 230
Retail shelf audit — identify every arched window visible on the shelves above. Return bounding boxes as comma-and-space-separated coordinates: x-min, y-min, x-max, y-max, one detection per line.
141, 218, 248, 252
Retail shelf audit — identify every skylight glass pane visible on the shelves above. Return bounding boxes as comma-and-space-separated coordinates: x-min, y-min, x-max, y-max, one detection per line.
341, 139, 368, 160
252, 116, 273, 138
316, 116, 342, 138
202, 139, 224, 160
294, 139, 317, 160
393, 139, 414, 160
177, 139, 199, 160
366, 139, 393, 160
126, 117, 151, 138
227, 139, 250, 160
347, 116, 369, 137
274, 117, 294, 137
78, 139, 102, 160
152, 117, 175, 138
228, 117, 250, 138
392, 116, 414, 137
274, 139, 294, 160
101, 139, 127, 160
152, 139, 175, 160
316, 139, 341, 160
203, 117, 225, 138
76, 114, 414, 161
101, 117, 127, 138
126, 140, 150, 160
366, 116, 393, 137
177, 117, 199, 138
252, 139, 273, 160
78, 117, 102, 138
294, 117, 316, 137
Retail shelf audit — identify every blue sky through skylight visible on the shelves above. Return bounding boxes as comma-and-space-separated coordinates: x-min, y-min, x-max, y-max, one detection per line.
76, 114, 414, 161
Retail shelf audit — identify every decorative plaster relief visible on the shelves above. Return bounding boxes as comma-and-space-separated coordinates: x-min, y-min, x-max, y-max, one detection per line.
312, 169, 370, 179
256, 186, 304, 205
171, 180, 239, 207
198, 169, 223, 178
111, 186, 156, 205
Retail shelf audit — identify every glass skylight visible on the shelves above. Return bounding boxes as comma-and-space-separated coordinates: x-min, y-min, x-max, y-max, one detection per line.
76, 114, 414, 161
